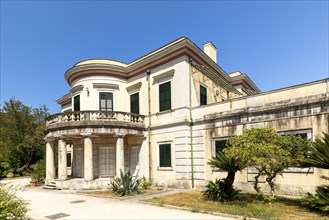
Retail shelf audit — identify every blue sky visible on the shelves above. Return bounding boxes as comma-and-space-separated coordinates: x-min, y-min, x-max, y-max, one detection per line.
1, 1, 328, 114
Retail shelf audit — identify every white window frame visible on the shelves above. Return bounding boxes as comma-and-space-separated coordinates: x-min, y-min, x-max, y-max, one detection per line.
211, 137, 229, 172
98, 90, 115, 111
157, 79, 173, 113
278, 129, 314, 173
157, 141, 174, 171
212, 137, 229, 157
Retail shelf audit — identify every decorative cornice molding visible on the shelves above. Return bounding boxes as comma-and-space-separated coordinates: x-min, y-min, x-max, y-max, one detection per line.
152, 69, 175, 82
126, 82, 142, 94
93, 83, 119, 90
70, 85, 84, 94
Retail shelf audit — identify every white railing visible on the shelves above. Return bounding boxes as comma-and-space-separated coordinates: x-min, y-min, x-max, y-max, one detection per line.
46, 111, 145, 127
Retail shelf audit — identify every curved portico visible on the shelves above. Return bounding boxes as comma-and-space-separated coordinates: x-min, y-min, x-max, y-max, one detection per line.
45, 111, 146, 189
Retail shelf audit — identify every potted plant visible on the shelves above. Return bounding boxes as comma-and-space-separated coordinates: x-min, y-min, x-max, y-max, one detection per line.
30, 178, 37, 187
30, 159, 46, 187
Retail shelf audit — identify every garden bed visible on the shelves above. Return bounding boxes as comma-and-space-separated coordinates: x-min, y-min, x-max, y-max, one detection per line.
145, 190, 328, 219
76, 187, 171, 200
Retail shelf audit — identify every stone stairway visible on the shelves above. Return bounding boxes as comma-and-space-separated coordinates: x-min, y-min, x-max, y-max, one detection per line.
42, 182, 57, 190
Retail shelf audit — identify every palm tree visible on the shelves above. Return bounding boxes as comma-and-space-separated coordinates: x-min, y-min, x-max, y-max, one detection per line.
302, 133, 329, 213
303, 133, 329, 170
208, 151, 246, 189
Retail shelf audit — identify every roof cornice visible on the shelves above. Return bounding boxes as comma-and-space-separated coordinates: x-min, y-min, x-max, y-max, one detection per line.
64, 37, 241, 86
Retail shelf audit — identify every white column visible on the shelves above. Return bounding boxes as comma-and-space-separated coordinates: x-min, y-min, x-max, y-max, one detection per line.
116, 134, 125, 177
45, 140, 55, 184
58, 137, 67, 180
139, 136, 149, 178
83, 133, 93, 181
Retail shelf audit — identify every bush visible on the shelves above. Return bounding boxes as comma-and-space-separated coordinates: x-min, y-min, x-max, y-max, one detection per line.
140, 176, 151, 190
0, 162, 11, 178
203, 179, 240, 202
0, 184, 30, 219
31, 159, 46, 184
302, 185, 329, 214
109, 169, 140, 196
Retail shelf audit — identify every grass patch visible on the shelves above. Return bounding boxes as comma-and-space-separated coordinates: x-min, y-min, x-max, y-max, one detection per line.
145, 190, 328, 220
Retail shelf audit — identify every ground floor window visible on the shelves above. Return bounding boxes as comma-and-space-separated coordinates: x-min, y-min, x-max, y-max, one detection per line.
67, 152, 72, 167
158, 142, 172, 168
278, 129, 313, 173
212, 138, 228, 157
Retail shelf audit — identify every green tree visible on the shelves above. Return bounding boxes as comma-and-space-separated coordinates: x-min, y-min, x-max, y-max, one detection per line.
0, 98, 49, 173
303, 133, 329, 170
302, 133, 329, 213
225, 128, 309, 197
208, 151, 247, 190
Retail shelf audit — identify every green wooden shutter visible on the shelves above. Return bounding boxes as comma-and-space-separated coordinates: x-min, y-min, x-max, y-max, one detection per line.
67, 152, 72, 167
130, 93, 139, 114
159, 82, 171, 112
74, 95, 80, 111
200, 85, 207, 105
159, 144, 171, 167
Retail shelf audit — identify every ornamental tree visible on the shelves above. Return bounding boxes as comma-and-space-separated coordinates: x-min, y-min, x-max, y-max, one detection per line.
224, 128, 309, 197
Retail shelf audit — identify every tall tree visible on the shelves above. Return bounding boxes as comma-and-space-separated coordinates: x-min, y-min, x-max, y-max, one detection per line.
0, 98, 49, 171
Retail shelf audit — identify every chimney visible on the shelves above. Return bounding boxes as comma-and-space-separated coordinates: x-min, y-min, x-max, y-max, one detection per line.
203, 42, 217, 63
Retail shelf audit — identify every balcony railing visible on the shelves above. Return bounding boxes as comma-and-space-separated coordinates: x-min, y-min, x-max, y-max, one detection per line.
46, 111, 145, 128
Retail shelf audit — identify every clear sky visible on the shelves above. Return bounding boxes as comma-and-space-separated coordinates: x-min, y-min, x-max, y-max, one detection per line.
1, 1, 328, 114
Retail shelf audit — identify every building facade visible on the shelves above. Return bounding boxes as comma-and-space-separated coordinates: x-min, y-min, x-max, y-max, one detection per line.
45, 37, 329, 195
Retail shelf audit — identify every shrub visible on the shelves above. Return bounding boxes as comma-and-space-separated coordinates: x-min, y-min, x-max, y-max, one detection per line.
141, 176, 151, 190
302, 185, 329, 214
203, 179, 240, 202
0, 162, 11, 178
31, 158, 46, 184
109, 169, 140, 196
0, 183, 30, 219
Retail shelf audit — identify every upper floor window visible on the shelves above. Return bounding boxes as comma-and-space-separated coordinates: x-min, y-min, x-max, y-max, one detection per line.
130, 92, 139, 114
159, 81, 171, 112
200, 85, 207, 106
99, 92, 113, 111
73, 95, 80, 111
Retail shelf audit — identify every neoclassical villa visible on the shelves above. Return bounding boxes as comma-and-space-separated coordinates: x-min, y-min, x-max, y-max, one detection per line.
45, 37, 329, 195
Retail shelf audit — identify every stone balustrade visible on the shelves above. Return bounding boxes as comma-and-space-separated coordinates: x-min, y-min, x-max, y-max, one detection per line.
45, 111, 145, 130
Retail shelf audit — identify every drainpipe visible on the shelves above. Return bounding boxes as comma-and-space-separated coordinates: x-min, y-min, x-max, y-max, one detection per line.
147, 69, 152, 181
188, 58, 195, 188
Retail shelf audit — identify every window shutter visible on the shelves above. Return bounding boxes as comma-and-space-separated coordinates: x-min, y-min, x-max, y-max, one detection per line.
159, 144, 171, 167
159, 82, 171, 112
74, 95, 80, 111
130, 93, 139, 114
200, 85, 207, 105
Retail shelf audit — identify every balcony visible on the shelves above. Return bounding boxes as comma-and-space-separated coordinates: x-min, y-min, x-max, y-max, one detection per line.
45, 111, 145, 133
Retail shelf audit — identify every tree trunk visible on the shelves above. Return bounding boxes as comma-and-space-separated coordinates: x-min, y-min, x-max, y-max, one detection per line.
225, 171, 236, 188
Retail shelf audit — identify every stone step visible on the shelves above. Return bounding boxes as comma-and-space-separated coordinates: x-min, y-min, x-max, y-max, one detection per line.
42, 185, 57, 190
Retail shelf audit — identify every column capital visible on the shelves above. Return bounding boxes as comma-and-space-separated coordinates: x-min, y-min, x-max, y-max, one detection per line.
57, 135, 66, 141
81, 132, 92, 137
114, 134, 125, 138
44, 137, 55, 142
